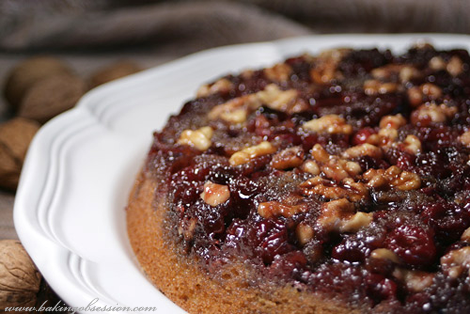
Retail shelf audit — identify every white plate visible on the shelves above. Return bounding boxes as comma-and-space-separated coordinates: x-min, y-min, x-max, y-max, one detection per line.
14, 34, 470, 313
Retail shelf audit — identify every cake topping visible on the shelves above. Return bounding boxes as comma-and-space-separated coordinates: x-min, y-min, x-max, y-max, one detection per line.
154, 44, 470, 312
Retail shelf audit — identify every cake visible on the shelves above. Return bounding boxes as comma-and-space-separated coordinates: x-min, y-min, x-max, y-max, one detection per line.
127, 43, 470, 313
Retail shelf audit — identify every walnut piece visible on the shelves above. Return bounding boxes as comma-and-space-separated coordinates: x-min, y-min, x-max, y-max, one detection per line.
461, 226, 470, 242
299, 176, 368, 202
459, 131, 470, 148
363, 166, 421, 191
411, 103, 457, 126
197, 78, 233, 97
177, 126, 213, 151
379, 114, 407, 130
342, 143, 383, 159
301, 160, 320, 175
441, 247, 470, 278
264, 63, 292, 82
339, 211, 373, 233
270, 146, 305, 170
393, 268, 434, 292
407, 83, 442, 108
303, 115, 353, 135
200, 181, 230, 207
310, 48, 351, 84
296, 223, 314, 246
258, 201, 308, 218
364, 80, 398, 95
229, 141, 276, 166
0, 240, 41, 310
402, 134, 422, 155
316, 198, 356, 232
447, 56, 464, 77
370, 248, 400, 263
208, 84, 300, 123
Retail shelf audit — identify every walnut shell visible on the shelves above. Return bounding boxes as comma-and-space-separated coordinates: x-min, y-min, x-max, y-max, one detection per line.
0, 118, 40, 191
89, 60, 143, 88
18, 74, 86, 124
3, 56, 74, 111
0, 240, 41, 311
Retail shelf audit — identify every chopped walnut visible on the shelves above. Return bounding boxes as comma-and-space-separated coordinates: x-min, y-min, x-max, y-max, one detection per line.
270, 146, 305, 170
264, 63, 292, 81
177, 126, 213, 151
257, 201, 308, 218
393, 268, 434, 292
208, 96, 253, 123
220, 108, 247, 124
429, 56, 447, 71
342, 143, 383, 159
322, 159, 362, 182
257, 84, 299, 112
196, 78, 233, 97
303, 115, 353, 135
317, 198, 372, 232
299, 176, 368, 202
407, 86, 424, 107
370, 64, 420, 83
178, 217, 198, 241
339, 211, 373, 233
379, 114, 407, 130
399, 66, 421, 82
447, 56, 464, 77
441, 247, 470, 278
363, 166, 421, 191
310, 144, 331, 163
229, 141, 276, 166
316, 198, 355, 231
461, 227, 470, 242
301, 160, 320, 175
310, 48, 351, 84
309, 144, 362, 181
200, 181, 230, 206
296, 223, 314, 246
370, 248, 400, 263
459, 131, 470, 148
364, 80, 398, 95
208, 84, 301, 124
411, 103, 457, 126
407, 83, 442, 107
402, 134, 422, 155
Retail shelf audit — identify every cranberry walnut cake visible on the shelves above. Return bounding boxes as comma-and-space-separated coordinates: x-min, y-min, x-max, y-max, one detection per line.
127, 44, 470, 313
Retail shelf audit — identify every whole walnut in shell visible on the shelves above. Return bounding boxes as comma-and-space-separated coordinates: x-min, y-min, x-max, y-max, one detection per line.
0, 240, 41, 311
3, 56, 74, 111
89, 60, 143, 88
0, 118, 40, 191
18, 74, 86, 124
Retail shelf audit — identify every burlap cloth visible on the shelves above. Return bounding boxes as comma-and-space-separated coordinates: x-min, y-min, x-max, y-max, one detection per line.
1, 0, 469, 239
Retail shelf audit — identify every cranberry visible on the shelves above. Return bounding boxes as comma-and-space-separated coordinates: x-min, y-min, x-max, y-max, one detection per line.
385, 225, 436, 267
421, 202, 470, 246
366, 274, 398, 302
352, 127, 376, 145
270, 251, 307, 280
332, 236, 371, 263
